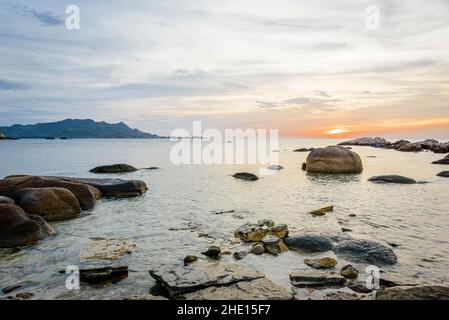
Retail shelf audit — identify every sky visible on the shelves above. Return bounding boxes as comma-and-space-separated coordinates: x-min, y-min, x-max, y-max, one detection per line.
0, 0, 449, 138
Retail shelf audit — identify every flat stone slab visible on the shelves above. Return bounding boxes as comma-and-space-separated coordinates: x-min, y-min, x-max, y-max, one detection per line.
183, 278, 294, 300
80, 239, 136, 260
376, 285, 449, 300
79, 265, 128, 284
290, 270, 346, 288
149, 263, 264, 297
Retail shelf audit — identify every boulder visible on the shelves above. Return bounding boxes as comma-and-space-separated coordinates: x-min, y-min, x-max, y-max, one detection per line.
340, 265, 358, 279
368, 175, 417, 184
306, 146, 363, 173
304, 257, 337, 269
289, 270, 346, 288
89, 164, 137, 173
0, 196, 15, 204
232, 172, 258, 181
391, 140, 410, 149
437, 171, 449, 177
308, 205, 334, 216
0, 204, 54, 248
417, 139, 439, 150
183, 278, 294, 300
149, 263, 264, 297
432, 157, 449, 164
0, 176, 100, 209
57, 177, 147, 198
12, 187, 81, 221
284, 233, 334, 252
80, 239, 136, 260
201, 245, 221, 258
376, 285, 449, 300
397, 143, 422, 152
334, 239, 397, 265
301, 163, 307, 171
79, 266, 128, 284
184, 255, 198, 266
250, 243, 265, 255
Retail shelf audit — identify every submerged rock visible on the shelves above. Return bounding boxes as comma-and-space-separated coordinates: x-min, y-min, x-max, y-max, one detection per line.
432, 157, 449, 165
232, 172, 259, 181
368, 175, 416, 184
308, 205, 334, 216
267, 164, 284, 170
90, 164, 137, 173
284, 233, 334, 252
184, 255, 198, 266
334, 239, 398, 265
149, 263, 264, 297
293, 148, 315, 152
80, 239, 136, 260
12, 187, 81, 221
397, 143, 422, 152
57, 177, 147, 198
304, 257, 337, 269
0, 204, 54, 248
436, 171, 449, 177
306, 146, 363, 173
201, 245, 221, 258
79, 265, 129, 284
289, 270, 346, 288
183, 278, 294, 300
376, 285, 449, 300
340, 265, 358, 279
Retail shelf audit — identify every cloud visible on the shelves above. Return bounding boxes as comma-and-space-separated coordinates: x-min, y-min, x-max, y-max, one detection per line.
11, 4, 64, 27
0, 79, 31, 91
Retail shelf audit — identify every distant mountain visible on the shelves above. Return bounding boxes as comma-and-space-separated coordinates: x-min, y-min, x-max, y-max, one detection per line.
0, 119, 162, 139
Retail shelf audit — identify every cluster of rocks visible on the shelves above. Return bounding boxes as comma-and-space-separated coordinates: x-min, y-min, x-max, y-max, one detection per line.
339, 137, 449, 154
234, 219, 289, 256
0, 174, 147, 248
149, 262, 294, 300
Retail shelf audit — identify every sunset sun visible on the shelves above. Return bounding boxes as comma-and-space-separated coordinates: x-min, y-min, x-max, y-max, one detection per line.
326, 128, 346, 135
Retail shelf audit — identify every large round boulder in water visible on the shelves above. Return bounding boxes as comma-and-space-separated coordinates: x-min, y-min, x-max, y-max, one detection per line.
12, 187, 81, 221
334, 239, 397, 265
306, 146, 363, 173
0, 204, 54, 248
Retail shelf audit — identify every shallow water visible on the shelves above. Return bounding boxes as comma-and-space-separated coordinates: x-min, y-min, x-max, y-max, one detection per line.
0, 138, 448, 299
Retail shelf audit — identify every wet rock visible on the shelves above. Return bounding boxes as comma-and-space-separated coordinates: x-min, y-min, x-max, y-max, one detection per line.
341, 228, 352, 232
2, 281, 39, 294
262, 235, 282, 255
0, 176, 44, 196
306, 146, 363, 173
308, 205, 333, 216
12, 187, 81, 221
234, 221, 288, 242
57, 177, 147, 198
289, 270, 346, 288
294, 148, 315, 152
250, 243, 265, 255
15, 292, 33, 300
338, 137, 389, 147
437, 171, 449, 177
340, 265, 358, 279
90, 164, 137, 173
144, 167, 160, 170
79, 265, 129, 284
183, 278, 294, 300
391, 140, 410, 149
432, 157, 449, 165
149, 263, 264, 297
334, 239, 398, 265
184, 255, 198, 266
304, 257, 337, 269
397, 143, 422, 152
0, 204, 54, 248
201, 245, 221, 258
348, 281, 373, 293
301, 162, 307, 171
233, 251, 248, 260
284, 233, 334, 252
232, 172, 259, 181
80, 239, 136, 260
368, 175, 416, 184
376, 285, 449, 300
0, 195, 15, 204
348, 214, 357, 217
267, 164, 284, 170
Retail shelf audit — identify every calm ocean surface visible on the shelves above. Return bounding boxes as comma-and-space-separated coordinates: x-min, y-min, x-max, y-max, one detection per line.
0, 138, 448, 299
